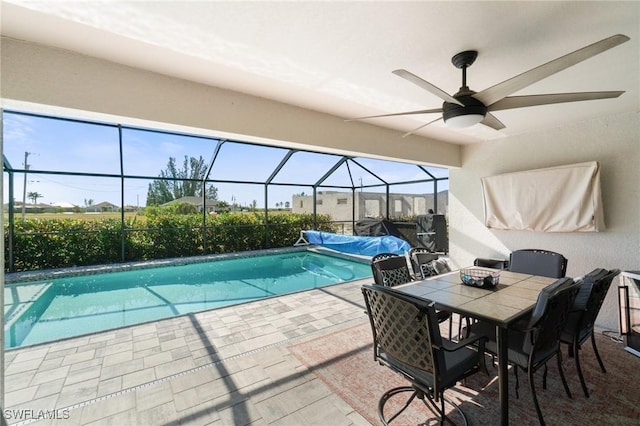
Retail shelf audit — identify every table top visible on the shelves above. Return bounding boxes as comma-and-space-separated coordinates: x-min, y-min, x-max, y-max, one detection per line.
394, 268, 558, 326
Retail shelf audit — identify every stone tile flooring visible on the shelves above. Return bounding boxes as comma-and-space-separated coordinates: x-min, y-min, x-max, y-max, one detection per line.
3, 279, 373, 425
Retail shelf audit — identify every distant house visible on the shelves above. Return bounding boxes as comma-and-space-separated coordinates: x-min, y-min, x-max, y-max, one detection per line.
163, 196, 217, 213
86, 201, 119, 212
50, 201, 78, 213
5, 202, 57, 213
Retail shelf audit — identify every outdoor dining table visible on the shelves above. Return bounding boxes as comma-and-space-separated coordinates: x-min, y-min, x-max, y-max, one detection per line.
393, 268, 558, 426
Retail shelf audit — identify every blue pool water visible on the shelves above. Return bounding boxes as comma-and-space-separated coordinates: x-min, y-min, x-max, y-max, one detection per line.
4, 250, 371, 349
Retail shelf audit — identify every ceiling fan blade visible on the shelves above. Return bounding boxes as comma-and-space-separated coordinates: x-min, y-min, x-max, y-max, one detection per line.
344, 108, 442, 122
402, 117, 443, 138
474, 34, 630, 106
481, 113, 506, 130
393, 69, 464, 106
488, 91, 625, 111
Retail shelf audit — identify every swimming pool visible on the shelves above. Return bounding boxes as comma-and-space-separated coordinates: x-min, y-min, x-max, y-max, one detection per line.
4, 249, 371, 349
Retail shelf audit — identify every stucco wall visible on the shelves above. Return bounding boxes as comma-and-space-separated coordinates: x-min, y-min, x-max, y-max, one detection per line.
0, 37, 460, 168
448, 112, 640, 331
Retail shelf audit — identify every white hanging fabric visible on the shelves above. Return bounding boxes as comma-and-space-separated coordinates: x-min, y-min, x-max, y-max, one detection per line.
481, 161, 604, 232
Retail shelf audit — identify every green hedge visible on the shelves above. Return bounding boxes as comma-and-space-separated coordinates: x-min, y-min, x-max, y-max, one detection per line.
5, 212, 336, 272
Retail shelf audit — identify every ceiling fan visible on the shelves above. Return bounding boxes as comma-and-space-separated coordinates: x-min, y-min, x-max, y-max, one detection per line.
347, 34, 629, 137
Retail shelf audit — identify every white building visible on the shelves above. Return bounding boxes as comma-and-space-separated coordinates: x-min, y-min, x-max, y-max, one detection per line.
292, 190, 448, 222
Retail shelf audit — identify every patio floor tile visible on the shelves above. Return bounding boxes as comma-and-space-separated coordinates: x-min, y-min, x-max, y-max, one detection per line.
4, 279, 372, 425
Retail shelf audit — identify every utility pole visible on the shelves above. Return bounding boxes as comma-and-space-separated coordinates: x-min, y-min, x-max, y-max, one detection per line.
21, 151, 31, 219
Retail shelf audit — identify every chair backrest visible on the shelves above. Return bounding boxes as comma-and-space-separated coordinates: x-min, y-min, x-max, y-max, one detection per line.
371, 252, 397, 262
474, 257, 509, 270
523, 277, 579, 360
371, 255, 413, 287
408, 247, 439, 279
361, 284, 441, 376
573, 268, 621, 335
509, 249, 568, 278
422, 257, 452, 278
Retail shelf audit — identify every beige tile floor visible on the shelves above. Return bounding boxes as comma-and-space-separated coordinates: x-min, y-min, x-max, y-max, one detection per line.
3, 279, 373, 425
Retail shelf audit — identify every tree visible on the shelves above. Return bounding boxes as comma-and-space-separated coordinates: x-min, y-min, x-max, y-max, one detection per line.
146, 156, 218, 205
27, 191, 43, 204
84, 198, 94, 207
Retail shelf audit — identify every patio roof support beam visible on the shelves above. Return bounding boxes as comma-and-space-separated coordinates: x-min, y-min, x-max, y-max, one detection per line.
434, 179, 439, 214
386, 184, 390, 220
118, 125, 126, 262
6, 167, 15, 273
314, 156, 351, 188
203, 140, 226, 253
265, 150, 298, 247
346, 161, 356, 232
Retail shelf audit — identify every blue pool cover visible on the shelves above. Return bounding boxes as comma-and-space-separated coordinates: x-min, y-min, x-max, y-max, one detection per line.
304, 230, 410, 256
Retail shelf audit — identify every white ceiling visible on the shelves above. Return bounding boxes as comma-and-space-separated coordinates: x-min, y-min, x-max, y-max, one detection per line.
2, 1, 638, 145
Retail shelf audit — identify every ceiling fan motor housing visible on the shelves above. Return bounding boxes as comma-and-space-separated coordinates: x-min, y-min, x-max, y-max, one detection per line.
443, 94, 487, 123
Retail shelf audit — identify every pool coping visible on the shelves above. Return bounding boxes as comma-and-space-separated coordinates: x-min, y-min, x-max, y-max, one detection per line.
5, 245, 370, 284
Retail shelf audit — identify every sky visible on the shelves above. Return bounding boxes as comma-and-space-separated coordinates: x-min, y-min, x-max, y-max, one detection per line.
2, 111, 448, 208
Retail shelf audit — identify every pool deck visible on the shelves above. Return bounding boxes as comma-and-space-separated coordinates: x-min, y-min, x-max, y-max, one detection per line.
3, 279, 373, 425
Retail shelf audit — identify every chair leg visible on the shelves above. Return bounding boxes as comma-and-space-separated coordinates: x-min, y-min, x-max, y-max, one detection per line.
557, 352, 573, 399
528, 369, 546, 426
378, 386, 417, 425
573, 339, 590, 398
514, 366, 520, 399
542, 363, 548, 390
421, 391, 469, 426
591, 332, 607, 373
567, 343, 575, 358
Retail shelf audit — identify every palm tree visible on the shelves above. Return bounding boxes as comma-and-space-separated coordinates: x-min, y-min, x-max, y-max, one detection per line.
27, 191, 43, 204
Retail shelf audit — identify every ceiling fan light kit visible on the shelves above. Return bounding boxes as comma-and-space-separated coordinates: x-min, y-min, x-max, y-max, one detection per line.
444, 112, 485, 128
347, 34, 630, 137
443, 94, 487, 128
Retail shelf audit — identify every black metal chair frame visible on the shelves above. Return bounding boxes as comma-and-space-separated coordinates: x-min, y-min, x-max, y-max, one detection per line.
560, 268, 620, 397
362, 284, 486, 426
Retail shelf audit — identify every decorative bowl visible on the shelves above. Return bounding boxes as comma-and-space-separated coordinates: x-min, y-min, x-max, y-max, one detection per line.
460, 267, 500, 288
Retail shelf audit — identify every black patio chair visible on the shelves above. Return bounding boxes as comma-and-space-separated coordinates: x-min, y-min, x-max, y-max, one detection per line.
362, 284, 486, 426
408, 247, 439, 279
560, 268, 620, 397
463, 277, 580, 426
509, 249, 568, 278
372, 254, 451, 325
371, 254, 413, 287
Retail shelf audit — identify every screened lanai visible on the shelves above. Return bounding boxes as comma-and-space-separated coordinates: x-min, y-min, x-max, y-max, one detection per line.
2, 110, 448, 272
